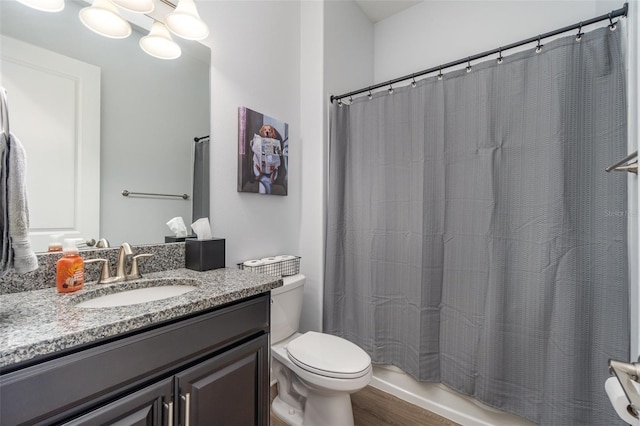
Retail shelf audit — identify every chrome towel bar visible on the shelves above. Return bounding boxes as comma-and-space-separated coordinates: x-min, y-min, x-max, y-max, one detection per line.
122, 190, 189, 200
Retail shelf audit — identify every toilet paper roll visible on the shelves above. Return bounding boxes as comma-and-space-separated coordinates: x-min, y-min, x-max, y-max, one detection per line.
261, 257, 282, 277
605, 377, 638, 425
275, 255, 295, 261
243, 259, 265, 273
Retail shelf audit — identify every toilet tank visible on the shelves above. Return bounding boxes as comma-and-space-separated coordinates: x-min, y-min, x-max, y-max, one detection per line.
271, 274, 305, 344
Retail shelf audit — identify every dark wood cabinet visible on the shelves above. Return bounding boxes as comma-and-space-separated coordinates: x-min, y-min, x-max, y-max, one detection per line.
0, 294, 270, 426
176, 335, 269, 426
63, 378, 173, 426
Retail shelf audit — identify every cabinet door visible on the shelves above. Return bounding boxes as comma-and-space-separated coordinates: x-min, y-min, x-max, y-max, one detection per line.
62, 378, 173, 426
175, 335, 269, 426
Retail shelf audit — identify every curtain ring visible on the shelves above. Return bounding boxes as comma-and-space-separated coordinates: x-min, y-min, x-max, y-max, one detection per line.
609, 13, 617, 31
576, 22, 583, 41
497, 47, 503, 64
411, 75, 417, 88
466, 57, 472, 73
388, 84, 394, 94
536, 36, 543, 53
367, 89, 373, 100
349, 95, 353, 103
437, 68, 443, 80
337, 99, 343, 107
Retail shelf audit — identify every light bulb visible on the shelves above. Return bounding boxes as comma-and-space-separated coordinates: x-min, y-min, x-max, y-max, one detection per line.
140, 22, 182, 60
110, 0, 154, 14
166, 0, 209, 41
16, 0, 64, 12
79, 0, 131, 39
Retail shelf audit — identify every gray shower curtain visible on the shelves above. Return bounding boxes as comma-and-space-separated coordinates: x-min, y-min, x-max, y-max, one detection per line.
325, 26, 629, 425
192, 139, 210, 223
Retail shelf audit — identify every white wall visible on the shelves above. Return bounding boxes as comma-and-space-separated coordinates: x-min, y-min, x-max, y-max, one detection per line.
295, 0, 374, 332
198, 1, 302, 266
324, 1, 375, 97
195, 0, 372, 333
374, 1, 622, 83
298, 1, 325, 332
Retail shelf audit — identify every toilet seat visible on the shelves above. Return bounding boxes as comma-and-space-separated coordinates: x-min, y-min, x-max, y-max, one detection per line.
286, 331, 371, 379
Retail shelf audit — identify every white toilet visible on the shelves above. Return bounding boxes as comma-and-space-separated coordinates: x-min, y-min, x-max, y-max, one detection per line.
270, 274, 372, 426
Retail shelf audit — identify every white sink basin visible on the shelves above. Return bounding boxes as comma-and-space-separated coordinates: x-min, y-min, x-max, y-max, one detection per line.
76, 285, 197, 308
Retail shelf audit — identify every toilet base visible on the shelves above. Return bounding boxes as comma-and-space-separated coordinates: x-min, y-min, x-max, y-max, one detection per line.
271, 391, 355, 426
272, 395, 304, 426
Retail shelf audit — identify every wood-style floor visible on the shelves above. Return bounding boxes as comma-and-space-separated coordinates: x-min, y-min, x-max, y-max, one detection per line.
270, 385, 460, 426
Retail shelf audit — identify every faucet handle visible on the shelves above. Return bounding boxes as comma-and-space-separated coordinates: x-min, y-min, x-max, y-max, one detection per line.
127, 253, 154, 280
85, 258, 111, 283
95, 238, 110, 248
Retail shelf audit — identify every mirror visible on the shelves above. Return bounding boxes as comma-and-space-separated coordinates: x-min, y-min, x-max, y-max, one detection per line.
0, 0, 211, 252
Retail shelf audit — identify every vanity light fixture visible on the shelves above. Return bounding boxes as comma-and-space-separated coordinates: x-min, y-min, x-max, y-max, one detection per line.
16, 0, 195, 61
110, 0, 154, 14
16, 0, 64, 12
139, 21, 182, 60
79, 0, 132, 39
165, 0, 209, 41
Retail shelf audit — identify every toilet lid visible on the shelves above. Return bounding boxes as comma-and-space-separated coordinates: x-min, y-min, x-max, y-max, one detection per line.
286, 331, 371, 379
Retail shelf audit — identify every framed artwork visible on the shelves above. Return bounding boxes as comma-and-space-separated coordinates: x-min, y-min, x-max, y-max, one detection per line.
237, 107, 289, 195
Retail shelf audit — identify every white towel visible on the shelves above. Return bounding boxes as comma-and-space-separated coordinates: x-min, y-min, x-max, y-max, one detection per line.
5, 132, 38, 275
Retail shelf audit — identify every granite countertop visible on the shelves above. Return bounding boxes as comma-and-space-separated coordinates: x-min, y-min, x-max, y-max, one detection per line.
0, 268, 282, 368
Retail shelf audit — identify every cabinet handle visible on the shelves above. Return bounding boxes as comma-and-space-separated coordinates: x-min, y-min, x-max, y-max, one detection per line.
164, 401, 174, 426
181, 393, 191, 426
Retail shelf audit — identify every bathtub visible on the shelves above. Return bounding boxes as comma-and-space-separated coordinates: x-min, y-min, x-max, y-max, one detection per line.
370, 365, 535, 426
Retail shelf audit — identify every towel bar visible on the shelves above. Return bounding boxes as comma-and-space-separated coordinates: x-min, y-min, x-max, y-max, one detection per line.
122, 190, 189, 200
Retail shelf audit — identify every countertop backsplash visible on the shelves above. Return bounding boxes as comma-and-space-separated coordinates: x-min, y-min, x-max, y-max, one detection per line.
0, 243, 186, 294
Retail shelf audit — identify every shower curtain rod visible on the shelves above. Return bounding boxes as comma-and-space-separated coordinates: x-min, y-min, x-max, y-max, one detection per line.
330, 2, 628, 103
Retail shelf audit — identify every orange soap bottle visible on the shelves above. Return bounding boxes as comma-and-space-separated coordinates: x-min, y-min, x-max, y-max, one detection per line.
56, 239, 85, 293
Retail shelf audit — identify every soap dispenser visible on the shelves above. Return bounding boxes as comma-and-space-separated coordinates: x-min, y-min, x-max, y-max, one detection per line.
56, 238, 85, 293
47, 233, 63, 252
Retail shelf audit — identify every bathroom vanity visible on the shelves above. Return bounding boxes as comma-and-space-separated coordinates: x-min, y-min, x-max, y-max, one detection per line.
0, 267, 281, 425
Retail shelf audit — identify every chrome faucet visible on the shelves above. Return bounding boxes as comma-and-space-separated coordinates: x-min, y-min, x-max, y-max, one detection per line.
127, 253, 154, 280
85, 258, 112, 283
85, 242, 153, 284
114, 242, 133, 281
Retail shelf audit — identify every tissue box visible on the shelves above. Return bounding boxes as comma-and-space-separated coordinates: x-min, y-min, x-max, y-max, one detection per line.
165, 234, 195, 243
185, 238, 225, 271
